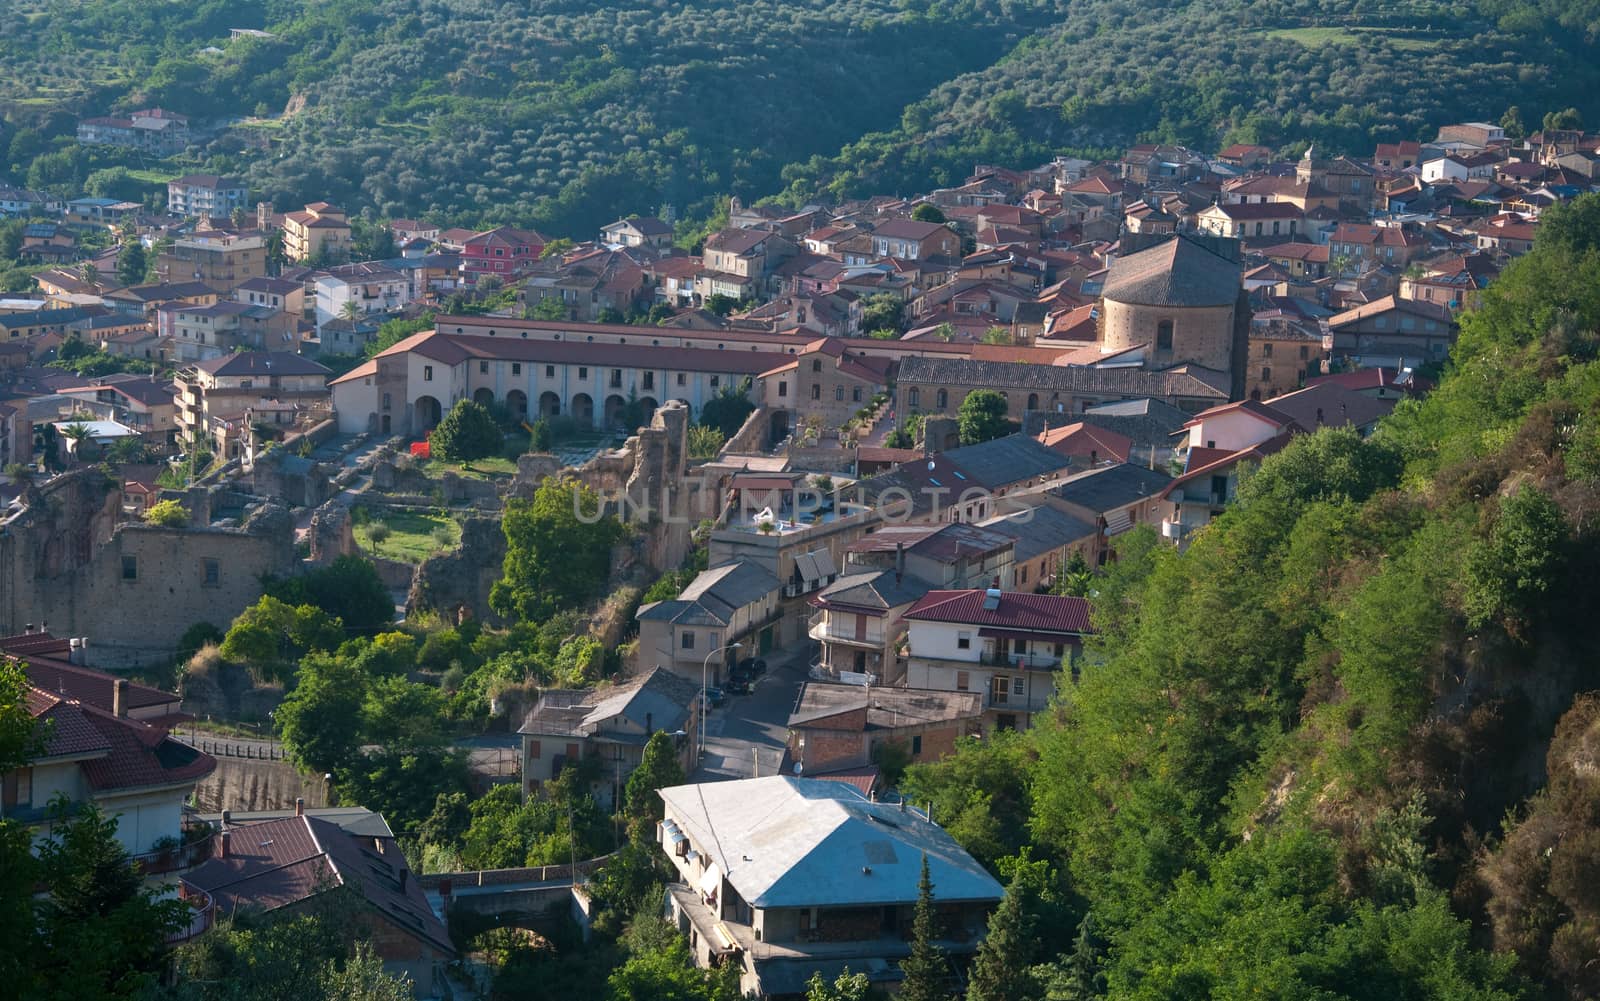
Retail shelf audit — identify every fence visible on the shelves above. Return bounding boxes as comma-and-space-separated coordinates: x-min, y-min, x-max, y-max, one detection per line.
187, 736, 288, 761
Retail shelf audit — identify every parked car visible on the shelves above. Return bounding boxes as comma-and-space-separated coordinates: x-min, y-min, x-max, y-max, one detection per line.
701, 686, 726, 708
723, 678, 753, 695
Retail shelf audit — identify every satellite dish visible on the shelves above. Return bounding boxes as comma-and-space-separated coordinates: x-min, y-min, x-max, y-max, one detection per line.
793, 761, 803, 775
927, 460, 936, 471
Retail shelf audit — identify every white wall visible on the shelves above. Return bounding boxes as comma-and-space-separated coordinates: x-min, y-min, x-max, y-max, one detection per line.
1186, 409, 1278, 452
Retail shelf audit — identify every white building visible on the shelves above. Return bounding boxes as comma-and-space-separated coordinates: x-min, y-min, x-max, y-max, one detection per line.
314, 262, 412, 328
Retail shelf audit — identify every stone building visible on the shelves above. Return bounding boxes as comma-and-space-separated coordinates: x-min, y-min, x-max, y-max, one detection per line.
1099, 233, 1249, 398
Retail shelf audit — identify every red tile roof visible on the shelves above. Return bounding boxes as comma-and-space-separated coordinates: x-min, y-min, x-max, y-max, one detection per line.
905, 589, 1093, 634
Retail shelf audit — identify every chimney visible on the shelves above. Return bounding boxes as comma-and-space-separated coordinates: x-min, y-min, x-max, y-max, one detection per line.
221, 808, 231, 828
895, 542, 905, 583
295, 797, 304, 817
112, 678, 128, 718
22, 623, 32, 634
218, 830, 231, 858
69, 637, 81, 665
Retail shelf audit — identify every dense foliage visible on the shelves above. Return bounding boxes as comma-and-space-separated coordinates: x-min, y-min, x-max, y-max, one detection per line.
5, 2, 1595, 234
897, 194, 1600, 1000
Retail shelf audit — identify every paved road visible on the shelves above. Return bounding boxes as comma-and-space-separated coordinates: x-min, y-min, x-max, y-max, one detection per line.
692, 641, 818, 782
182, 727, 520, 779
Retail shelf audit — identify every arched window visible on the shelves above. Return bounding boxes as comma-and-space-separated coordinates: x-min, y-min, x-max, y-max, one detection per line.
1027, 393, 1039, 410
936, 389, 948, 409
1156, 320, 1174, 351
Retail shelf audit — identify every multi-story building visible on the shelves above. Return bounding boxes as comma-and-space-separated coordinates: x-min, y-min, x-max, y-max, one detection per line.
282, 203, 352, 263
902, 588, 1092, 730
518, 666, 700, 807
636, 561, 783, 686
157, 232, 269, 292
234, 276, 307, 316
1326, 295, 1458, 369
658, 775, 1004, 998
56, 375, 182, 445
756, 338, 891, 429
461, 226, 546, 285
785, 682, 983, 779
76, 108, 190, 156
0, 186, 64, 217
313, 262, 412, 328
174, 351, 330, 457
868, 219, 962, 261
160, 300, 298, 362
166, 175, 249, 218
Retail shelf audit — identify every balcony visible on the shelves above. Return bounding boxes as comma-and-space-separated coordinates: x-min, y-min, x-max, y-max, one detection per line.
807, 611, 885, 649
164, 879, 215, 944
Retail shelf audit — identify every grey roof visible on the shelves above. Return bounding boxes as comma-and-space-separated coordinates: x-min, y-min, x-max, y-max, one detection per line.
1102, 235, 1241, 308
194, 806, 393, 838
896, 354, 1228, 402
194, 351, 329, 377
519, 666, 698, 738
980, 505, 1097, 562
792, 549, 838, 583
816, 570, 934, 612
788, 683, 984, 730
1025, 397, 1192, 447
658, 776, 1004, 909
637, 559, 780, 627
937, 434, 1070, 490
1050, 463, 1174, 514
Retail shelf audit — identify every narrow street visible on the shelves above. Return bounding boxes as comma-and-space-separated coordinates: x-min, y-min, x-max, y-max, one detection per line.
691, 641, 816, 782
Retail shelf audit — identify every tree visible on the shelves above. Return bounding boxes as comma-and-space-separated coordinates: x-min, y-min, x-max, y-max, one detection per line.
529, 417, 553, 452
1543, 107, 1583, 131
900, 855, 948, 1001
339, 299, 362, 322
623, 731, 684, 827
430, 399, 502, 461
530, 295, 568, 320
807, 968, 872, 1001
698, 379, 756, 437
265, 555, 396, 635
912, 203, 946, 224
1500, 105, 1527, 140
966, 870, 1041, 1001
861, 293, 905, 334
219, 596, 344, 683
142, 498, 188, 527
541, 238, 575, 259
980, 326, 1012, 345
276, 653, 367, 774
686, 424, 724, 459
61, 422, 92, 455
115, 241, 146, 287
958, 390, 1010, 445
490, 478, 625, 622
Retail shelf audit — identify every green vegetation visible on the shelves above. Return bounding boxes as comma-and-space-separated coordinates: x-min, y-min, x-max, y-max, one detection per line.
492, 478, 626, 623
142, 498, 188, 527
353, 508, 460, 562
893, 194, 1600, 1000
429, 399, 502, 462
958, 389, 1010, 445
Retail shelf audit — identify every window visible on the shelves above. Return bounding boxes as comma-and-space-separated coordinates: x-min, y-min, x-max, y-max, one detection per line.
835, 385, 845, 401
681, 631, 695, 650
811, 384, 821, 401
1156, 320, 1174, 351
1019, 565, 1028, 585
908, 387, 920, 408
1013, 677, 1026, 696
992, 676, 1010, 704
778, 382, 788, 398
610, 369, 623, 388
578, 367, 588, 379
643, 372, 654, 390
957, 631, 971, 650
423, 365, 433, 381
852, 386, 862, 402
911, 735, 922, 756
935, 389, 948, 409
1262, 367, 1271, 381
677, 373, 687, 386
122, 556, 137, 581
480, 361, 488, 373
203, 558, 219, 586
955, 670, 970, 691
528, 740, 541, 760
512, 363, 522, 376
1262, 342, 1273, 358
710, 375, 720, 389
546, 365, 556, 378
566, 743, 580, 760
812, 359, 823, 373
382, 392, 391, 410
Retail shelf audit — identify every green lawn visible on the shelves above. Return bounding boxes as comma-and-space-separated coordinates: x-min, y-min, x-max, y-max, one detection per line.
355, 509, 461, 562
1261, 26, 1440, 51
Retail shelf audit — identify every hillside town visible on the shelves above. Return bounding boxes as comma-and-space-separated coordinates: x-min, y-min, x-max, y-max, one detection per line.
2, 117, 1599, 1000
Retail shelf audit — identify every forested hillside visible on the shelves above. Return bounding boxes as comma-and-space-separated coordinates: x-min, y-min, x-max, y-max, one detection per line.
2, 0, 1598, 233
901, 195, 1600, 1000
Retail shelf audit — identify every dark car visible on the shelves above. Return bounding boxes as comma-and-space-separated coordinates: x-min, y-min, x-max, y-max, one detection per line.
723, 678, 753, 695
702, 686, 726, 707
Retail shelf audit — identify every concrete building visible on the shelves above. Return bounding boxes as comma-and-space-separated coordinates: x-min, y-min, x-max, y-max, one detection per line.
636, 560, 784, 686
314, 262, 412, 328
902, 589, 1092, 730
76, 108, 189, 155
785, 682, 983, 778
157, 232, 269, 292
161, 300, 298, 362
518, 666, 700, 808
167, 175, 249, 218
282, 203, 351, 263
175, 351, 330, 457
658, 776, 1003, 998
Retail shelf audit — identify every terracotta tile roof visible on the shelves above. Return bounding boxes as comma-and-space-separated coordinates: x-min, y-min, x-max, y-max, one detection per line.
1038, 421, 1132, 462
905, 589, 1093, 634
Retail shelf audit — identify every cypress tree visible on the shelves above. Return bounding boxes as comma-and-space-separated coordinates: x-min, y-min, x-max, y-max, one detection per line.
900, 854, 948, 1001
966, 873, 1040, 1001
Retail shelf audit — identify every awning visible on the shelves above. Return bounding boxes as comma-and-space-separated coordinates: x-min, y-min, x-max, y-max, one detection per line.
1104, 509, 1134, 536
699, 863, 722, 897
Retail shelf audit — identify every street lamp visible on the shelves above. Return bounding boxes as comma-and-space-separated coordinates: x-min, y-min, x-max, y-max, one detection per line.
700, 641, 742, 760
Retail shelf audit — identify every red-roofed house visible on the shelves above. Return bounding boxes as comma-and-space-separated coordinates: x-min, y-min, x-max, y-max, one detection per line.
902, 589, 1093, 730
3, 635, 215, 854
757, 337, 891, 428
461, 226, 547, 285
1037, 421, 1132, 465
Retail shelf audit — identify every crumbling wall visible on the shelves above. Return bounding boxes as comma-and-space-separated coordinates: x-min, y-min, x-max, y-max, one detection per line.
407, 517, 508, 626
308, 502, 357, 565
0, 472, 298, 667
